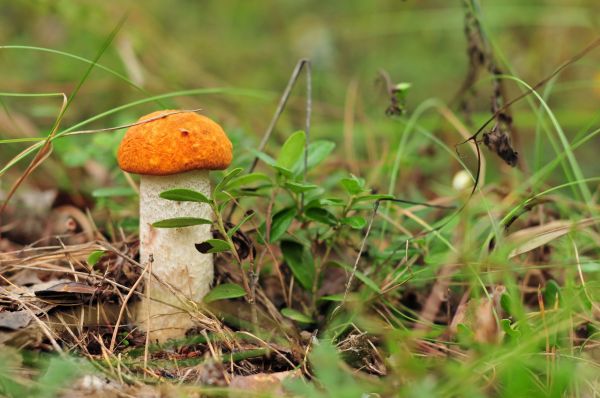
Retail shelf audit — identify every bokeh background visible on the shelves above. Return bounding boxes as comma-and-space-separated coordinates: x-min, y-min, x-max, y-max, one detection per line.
1, 0, 599, 214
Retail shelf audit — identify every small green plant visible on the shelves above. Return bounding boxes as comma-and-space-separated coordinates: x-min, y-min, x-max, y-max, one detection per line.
155, 129, 404, 324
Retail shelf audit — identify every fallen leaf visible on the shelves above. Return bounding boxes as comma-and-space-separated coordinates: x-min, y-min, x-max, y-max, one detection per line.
0, 310, 34, 330
34, 282, 99, 303
474, 299, 499, 344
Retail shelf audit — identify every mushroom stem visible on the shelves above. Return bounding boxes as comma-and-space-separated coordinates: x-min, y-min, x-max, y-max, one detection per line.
136, 169, 213, 342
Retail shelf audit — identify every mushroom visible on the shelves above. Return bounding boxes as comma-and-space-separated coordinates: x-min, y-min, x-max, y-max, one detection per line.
117, 110, 232, 341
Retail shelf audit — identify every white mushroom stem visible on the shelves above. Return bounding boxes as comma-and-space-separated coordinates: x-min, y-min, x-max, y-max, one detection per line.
136, 169, 213, 342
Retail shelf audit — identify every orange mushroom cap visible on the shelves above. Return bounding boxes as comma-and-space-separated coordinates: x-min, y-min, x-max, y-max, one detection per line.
117, 110, 233, 175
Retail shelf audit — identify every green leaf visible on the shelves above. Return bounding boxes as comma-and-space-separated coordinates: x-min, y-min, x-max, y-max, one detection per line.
91, 186, 136, 198
87, 250, 105, 267
227, 211, 256, 238
119, 217, 138, 232
544, 280, 561, 308
195, 239, 231, 253
215, 167, 243, 193
306, 207, 337, 226
213, 190, 234, 203
394, 82, 412, 92
152, 217, 212, 228
500, 293, 512, 315
284, 181, 319, 193
248, 149, 277, 167
204, 283, 246, 303
340, 175, 366, 195
280, 240, 315, 290
581, 262, 600, 272
340, 216, 367, 229
225, 172, 272, 190
159, 188, 210, 203
276, 130, 305, 170
291, 140, 335, 174
500, 319, 521, 338
269, 207, 296, 242
306, 140, 335, 169
320, 198, 346, 206
272, 165, 294, 178
318, 294, 344, 302
281, 307, 313, 324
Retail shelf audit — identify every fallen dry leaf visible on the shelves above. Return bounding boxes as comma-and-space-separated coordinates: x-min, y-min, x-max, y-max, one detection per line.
0, 309, 34, 330
474, 299, 499, 344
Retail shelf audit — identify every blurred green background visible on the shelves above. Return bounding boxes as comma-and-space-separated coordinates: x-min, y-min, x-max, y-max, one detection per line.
1, 0, 599, 204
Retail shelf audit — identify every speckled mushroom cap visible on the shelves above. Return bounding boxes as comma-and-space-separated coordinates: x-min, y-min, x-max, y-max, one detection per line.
117, 110, 233, 175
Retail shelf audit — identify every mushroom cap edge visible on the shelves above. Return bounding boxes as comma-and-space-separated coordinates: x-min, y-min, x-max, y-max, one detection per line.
117, 110, 233, 175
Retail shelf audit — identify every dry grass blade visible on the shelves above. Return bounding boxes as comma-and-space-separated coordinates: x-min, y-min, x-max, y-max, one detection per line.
507, 218, 599, 258
0, 93, 66, 216
109, 259, 150, 352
